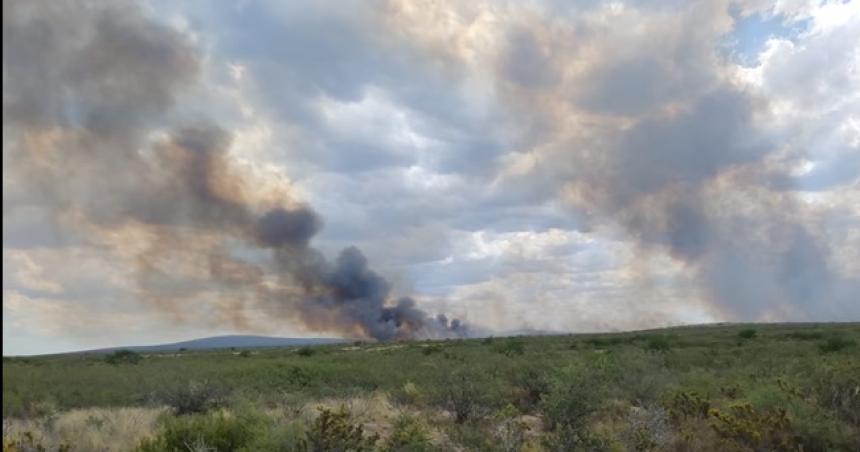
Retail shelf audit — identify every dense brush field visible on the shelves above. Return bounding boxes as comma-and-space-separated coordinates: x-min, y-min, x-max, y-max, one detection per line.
3, 323, 859, 451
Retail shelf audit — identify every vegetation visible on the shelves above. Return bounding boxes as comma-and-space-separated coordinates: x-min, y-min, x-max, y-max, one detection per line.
3, 323, 859, 451
104, 350, 142, 366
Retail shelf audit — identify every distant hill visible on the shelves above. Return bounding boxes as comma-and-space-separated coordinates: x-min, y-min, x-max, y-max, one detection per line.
76, 335, 348, 355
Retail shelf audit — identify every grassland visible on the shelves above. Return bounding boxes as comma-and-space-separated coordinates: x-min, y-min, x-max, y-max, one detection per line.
3, 323, 859, 451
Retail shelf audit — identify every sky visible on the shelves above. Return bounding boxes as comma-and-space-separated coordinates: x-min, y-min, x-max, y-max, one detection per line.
3, 0, 859, 355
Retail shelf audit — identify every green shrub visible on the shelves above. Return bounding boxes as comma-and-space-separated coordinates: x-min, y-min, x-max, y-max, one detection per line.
493, 404, 529, 452
297, 347, 316, 357
738, 329, 757, 339
541, 358, 618, 431
105, 349, 142, 365
421, 345, 443, 356
812, 363, 860, 427
492, 339, 525, 357
137, 410, 265, 452
384, 414, 433, 452
785, 331, 824, 340
819, 336, 856, 353
645, 335, 671, 352
300, 407, 379, 452
432, 369, 496, 424
542, 426, 611, 452
662, 391, 710, 423
509, 366, 549, 411
708, 403, 800, 451
160, 380, 229, 415
390, 381, 423, 407
238, 350, 252, 358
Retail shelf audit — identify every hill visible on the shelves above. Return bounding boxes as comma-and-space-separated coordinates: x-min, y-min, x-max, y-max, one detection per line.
70, 335, 348, 355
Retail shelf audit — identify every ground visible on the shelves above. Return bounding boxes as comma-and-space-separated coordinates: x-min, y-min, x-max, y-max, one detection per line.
3, 323, 859, 451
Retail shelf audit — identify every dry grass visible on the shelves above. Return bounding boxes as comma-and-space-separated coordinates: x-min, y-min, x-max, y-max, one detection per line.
3, 407, 163, 451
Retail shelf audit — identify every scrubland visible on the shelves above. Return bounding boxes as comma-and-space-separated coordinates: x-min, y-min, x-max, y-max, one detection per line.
3, 323, 859, 451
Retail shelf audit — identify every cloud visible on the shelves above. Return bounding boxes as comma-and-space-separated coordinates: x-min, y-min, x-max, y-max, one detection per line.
3, 0, 859, 353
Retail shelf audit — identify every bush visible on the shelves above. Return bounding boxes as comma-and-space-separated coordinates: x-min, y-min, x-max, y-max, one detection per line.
812, 363, 860, 427
384, 414, 433, 452
238, 350, 252, 358
390, 381, 423, 407
300, 407, 379, 452
645, 335, 671, 352
738, 329, 757, 339
105, 349, 142, 365
708, 403, 800, 451
819, 336, 856, 353
297, 347, 316, 357
542, 426, 611, 452
492, 339, 525, 357
160, 381, 230, 416
541, 358, 618, 431
509, 366, 549, 411
4, 431, 71, 452
433, 369, 495, 424
622, 405, 672, 451
493, 404, 529, 452
662, 391, 710, 423
421, 345, 443, 356
785, 331, 823, 340
137, 410, 265, 452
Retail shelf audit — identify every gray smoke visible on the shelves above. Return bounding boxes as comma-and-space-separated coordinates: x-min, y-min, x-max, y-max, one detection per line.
560, 88, 860, 320
2, 0, 465, 340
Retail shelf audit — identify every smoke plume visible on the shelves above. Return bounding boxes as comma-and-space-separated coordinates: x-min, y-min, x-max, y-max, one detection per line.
2, 0, 465, 340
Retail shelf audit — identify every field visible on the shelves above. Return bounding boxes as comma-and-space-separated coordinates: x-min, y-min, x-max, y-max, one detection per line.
3, 323, 859, 451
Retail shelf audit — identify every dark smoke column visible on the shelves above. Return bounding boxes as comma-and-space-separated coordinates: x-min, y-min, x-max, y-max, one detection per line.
2, 0, 466, 342
253, 207, 467, 341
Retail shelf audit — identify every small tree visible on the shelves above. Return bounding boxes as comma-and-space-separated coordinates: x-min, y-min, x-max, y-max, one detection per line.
301, 407, 379, 451
160, 381, 229, 415
738, 329, 757, 340
104, 349, 142, 365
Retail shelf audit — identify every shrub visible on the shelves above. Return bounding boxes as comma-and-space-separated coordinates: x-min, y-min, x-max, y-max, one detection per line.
812, 363, 860, 427
622, 405, 672, 452
738, 329, 757, 339
300, 407, 379, 452
390, 381, 423, 406
238, 350, 252, 358
433, 369, 494, 424
282, 366, 314, 389
541, 358, 618, 431
662, 391, 710, 423
160, 381, 229, 416
785, 331, 823, 340
492, 339, 525, 357
708, 403, 800, 451
137, 410, 265, 452
4, 431, 71, 452
422, 345, 443, 356
384, 414, 433, 452
645, 336, 671, 352
509, 366, 549, 411
297, 347, 316, 357
819, 336, 856, 353
105, 349, 142, 365
542, 426, 611, 452
493, 404, 529, 452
